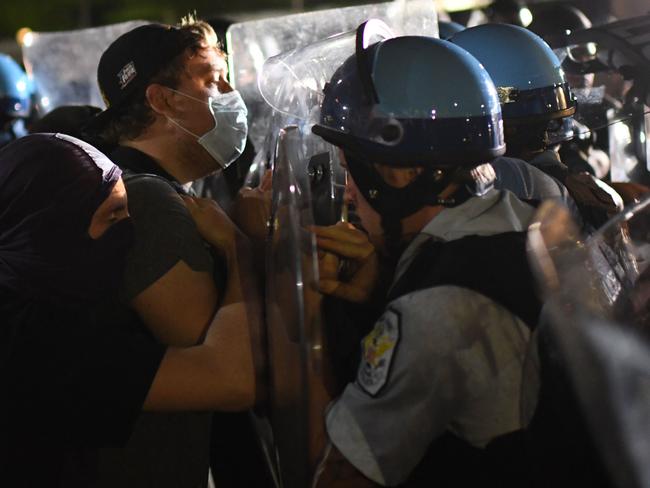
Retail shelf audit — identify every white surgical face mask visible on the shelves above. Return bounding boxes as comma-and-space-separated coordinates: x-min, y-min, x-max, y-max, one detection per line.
167, 88, 248, 169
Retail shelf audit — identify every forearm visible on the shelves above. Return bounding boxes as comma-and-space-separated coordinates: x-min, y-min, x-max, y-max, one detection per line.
202, 300, 257, 408
131, 261, 219, 346
144, 302, 256, 411
214, 231, 267, 404
180, 196, 267, 406
144, 249, 262, 412
219, 231, 253, 305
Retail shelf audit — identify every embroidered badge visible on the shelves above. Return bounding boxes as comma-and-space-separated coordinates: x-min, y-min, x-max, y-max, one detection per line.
496, 86, 520, 104
117, 61, 137, 89
357, 307, 400, 396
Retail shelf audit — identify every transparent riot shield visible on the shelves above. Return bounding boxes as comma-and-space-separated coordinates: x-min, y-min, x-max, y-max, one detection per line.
549, 15, 650, 184
266, 126, 347, 488
21, 20, 148, 113
256, 18, 396, 197
227, 0, 438, 150
261, 26, 372, 478
527, 199, 650, 488
558, 67, 650, 184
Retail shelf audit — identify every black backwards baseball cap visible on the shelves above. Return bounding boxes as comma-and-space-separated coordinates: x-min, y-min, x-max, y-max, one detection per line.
90, 24, 188, 129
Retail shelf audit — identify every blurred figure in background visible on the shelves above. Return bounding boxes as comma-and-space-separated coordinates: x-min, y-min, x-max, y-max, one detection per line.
483, 0, 532, 27
0, 54, 32, 147
451, 23, 622, 231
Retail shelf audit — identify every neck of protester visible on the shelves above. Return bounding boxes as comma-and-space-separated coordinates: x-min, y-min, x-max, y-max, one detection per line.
120, 130, 201, 185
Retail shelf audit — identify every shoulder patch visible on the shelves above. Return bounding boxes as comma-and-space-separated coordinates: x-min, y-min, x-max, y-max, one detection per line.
357, 307, 401, 396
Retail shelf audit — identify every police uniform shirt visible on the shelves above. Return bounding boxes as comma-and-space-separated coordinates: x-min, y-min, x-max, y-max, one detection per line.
326, 190, 537, 486
491, 156, 575, 208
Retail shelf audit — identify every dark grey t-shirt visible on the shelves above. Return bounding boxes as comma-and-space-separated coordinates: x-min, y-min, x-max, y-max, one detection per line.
113, 172, 214, 488
122, 172, 213, 300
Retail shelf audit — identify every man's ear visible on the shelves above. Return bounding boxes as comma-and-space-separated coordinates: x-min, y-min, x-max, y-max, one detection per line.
145, 84, 174, 117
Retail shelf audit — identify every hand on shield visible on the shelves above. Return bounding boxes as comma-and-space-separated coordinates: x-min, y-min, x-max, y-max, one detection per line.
182, 195, 241, 254
312, 222, 378, 303
232, 170, 273, 244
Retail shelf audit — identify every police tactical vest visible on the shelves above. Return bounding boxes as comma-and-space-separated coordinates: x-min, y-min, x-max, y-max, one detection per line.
388, 231, 542, 329
388, 231, 541, 488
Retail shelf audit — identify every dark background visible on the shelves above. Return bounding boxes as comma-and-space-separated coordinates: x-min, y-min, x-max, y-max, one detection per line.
1, 0, 647, 53
1, 0, 368, 38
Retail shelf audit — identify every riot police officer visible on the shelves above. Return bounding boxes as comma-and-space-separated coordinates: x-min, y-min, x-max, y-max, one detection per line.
528, 3, 613, 179
436, 22, 580, 216
310, 33, 541, 487
451, 23, 622, 231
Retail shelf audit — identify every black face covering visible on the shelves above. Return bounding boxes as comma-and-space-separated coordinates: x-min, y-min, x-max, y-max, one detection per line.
343, 150, 496, 255
344, 150, 459, 221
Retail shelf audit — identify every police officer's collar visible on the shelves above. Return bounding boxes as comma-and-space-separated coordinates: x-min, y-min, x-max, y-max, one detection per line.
393, 190, 536, 287
418, 189, 535, 242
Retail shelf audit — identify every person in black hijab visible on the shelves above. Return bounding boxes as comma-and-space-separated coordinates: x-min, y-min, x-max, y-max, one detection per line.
0, 133, 261, 486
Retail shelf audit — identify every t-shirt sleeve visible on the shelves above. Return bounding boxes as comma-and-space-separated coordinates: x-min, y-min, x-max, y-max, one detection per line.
122, 174, 214, 300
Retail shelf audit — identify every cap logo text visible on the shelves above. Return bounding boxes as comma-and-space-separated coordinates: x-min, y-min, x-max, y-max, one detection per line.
117, 61, 137, 90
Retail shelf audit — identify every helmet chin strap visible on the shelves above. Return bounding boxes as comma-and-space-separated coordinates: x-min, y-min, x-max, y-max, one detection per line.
343, 150, 455, 256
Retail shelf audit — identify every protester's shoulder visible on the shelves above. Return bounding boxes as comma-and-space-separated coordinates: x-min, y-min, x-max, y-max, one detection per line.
123, 172, 180, 201
122, 173, 192, 221
121, 172, 213, 298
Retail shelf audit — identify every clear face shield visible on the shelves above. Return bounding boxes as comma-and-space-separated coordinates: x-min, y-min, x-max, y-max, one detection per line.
259, 19, 396, 225
526, 198, 650, 488
259, 18, 396, 126
227, 0, 438, 152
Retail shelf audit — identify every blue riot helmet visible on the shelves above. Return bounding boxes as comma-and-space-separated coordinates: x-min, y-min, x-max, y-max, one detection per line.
0, 54, 31, 124
312, 27, 504, 228
450, 24, 576, 124
312, 34, 504, 167
438, 21, 465, 40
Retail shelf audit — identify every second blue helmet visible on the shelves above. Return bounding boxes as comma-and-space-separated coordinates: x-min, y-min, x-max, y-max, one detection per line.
450, 23, 576, 123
